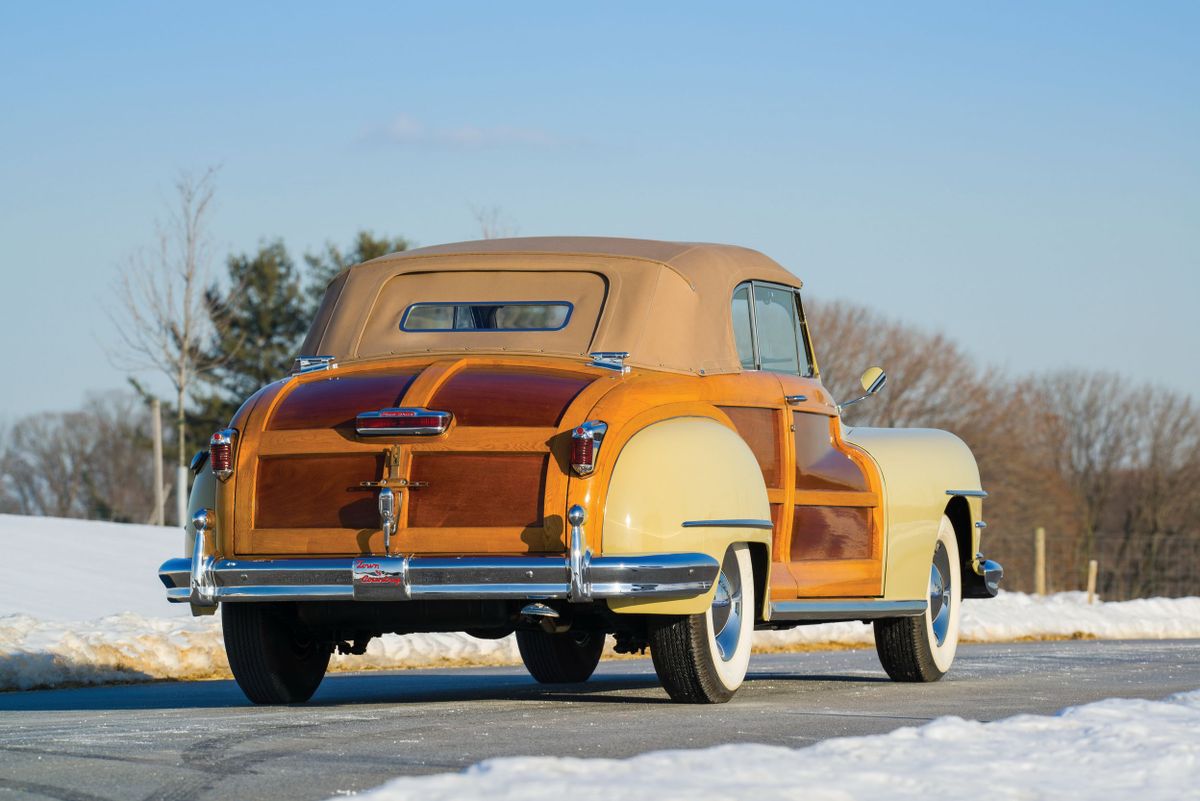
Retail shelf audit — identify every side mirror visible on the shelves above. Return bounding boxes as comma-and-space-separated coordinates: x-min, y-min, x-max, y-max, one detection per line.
839, 366, 887, 413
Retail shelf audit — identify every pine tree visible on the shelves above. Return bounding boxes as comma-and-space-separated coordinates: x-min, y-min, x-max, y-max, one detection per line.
195, 239, 308, 431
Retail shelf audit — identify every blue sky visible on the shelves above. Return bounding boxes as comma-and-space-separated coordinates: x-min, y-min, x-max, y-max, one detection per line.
0, 2, 1196, 418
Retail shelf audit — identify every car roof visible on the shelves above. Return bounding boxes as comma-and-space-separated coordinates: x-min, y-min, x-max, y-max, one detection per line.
302, 237, 803, 376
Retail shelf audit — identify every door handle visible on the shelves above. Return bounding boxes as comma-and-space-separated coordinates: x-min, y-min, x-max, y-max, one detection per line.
785, 395, 808, 405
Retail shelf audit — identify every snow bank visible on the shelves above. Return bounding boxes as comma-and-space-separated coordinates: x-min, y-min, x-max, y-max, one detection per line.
3, 592, 1199, 691
345, 690, 1200, 801
0, 513, 187, 619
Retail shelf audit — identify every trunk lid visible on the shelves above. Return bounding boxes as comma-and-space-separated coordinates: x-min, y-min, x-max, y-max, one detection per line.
232, 358, 605, 557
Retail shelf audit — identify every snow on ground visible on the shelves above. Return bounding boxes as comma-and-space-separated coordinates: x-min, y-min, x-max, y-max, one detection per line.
2, 514, 1200, 690
344, 690, 1200, 801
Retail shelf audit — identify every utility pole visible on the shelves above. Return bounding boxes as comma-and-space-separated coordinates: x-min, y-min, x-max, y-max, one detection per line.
152, 398, 164, 526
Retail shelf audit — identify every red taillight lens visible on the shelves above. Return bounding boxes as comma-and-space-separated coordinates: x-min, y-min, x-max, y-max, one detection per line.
571, 435, 595, 474
209, 429, 236, 481
356, 408, 452, 436
570, 421, 607, 477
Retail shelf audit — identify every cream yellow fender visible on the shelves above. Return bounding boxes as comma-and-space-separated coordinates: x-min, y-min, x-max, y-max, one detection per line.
601, 416, 773, 617
842, 425, 984, 602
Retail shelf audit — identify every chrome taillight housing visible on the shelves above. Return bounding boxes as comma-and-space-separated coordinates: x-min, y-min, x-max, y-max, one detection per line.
570, 420, 607, 476
356, 408, 453, 436
209, 428, 237, 481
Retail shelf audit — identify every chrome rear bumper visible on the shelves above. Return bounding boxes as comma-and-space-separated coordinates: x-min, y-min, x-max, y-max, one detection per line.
158, 552, 720, 606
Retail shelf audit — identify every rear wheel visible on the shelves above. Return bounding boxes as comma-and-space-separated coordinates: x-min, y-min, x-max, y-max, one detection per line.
222, 603, 331, 704
516, 630, 605, 683
874, 514, 962, 682
648, 543, 754, 703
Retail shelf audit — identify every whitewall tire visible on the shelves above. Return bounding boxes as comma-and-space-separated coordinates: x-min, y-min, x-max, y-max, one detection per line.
649, 543, 754, 703
874, 514, 962, 681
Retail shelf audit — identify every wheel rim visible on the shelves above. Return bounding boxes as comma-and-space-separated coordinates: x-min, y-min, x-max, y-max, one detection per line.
928, 541, 952, 647
711, 550, 744, 662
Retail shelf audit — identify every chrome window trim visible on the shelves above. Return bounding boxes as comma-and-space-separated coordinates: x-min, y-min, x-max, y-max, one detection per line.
399, 300, 574, 332
733, 280, 814, 378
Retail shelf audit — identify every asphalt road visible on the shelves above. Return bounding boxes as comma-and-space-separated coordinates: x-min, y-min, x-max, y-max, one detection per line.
1, 639, 1197, 801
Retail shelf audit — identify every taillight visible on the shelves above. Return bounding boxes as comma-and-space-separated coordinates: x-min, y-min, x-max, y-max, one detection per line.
570, 421, 607, 476
209, 429, 237, 481
356, 408, 452, 436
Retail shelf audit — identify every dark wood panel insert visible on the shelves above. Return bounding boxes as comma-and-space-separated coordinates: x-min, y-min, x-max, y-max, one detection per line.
269, 371, 422, 430
790, 505, 874, 561
407, 453, 548, 528
255, 453, 384, 529
429, 366, 593, 427
719, 406, 783, 488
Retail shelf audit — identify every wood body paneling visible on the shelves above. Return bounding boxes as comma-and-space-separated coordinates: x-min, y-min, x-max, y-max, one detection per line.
793, 412, 869, 492
718, 406, 782, 488
255, 453, 383, 529
268, 371, 421, 430
407, 453, 548, 528
429, 366, 593, 427
790, 505, 873, 561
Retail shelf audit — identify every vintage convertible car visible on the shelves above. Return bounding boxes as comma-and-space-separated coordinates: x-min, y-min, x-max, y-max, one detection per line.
159, 237, 1002, 704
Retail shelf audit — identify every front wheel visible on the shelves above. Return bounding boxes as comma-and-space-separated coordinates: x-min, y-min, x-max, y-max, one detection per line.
648, 543, 754, 703
874, 514, 962, 682
222, 603, 331, 704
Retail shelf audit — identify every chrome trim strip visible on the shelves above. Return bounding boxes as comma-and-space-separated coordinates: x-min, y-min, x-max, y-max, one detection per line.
947, 489, 989, 498
589, 351, 630, 373
356, 408, 452, 437
291, 355, 337, 375
975, 520, 988, 528
159, 552, 720, 604
681, 518, 774, 530
784, 395, 808, 405
769, 599, 926, 621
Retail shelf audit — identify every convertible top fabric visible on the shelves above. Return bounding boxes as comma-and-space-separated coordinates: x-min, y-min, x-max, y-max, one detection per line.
301, 237, 803, 376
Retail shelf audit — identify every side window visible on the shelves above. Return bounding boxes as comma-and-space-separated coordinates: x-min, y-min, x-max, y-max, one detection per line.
731, 284, 755, 369
754, 285, 801, 375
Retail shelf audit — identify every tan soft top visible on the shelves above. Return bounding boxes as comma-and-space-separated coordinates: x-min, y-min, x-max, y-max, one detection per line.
301, 236, 802, 376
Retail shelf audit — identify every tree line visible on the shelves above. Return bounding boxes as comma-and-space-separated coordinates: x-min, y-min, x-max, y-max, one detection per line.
810, 299, 1200, 600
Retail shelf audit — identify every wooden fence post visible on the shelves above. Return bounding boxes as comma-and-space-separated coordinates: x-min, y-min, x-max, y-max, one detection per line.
1035, 526, 1047, 596
1087, 559, 1099, 604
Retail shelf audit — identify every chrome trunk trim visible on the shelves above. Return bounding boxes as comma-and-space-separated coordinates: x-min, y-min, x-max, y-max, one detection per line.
946, 489, 988, 498
768, 599, 926, 621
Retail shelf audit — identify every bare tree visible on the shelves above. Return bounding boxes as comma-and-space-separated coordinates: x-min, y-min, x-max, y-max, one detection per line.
469, 203, 518, 239
109, 168, 223, 523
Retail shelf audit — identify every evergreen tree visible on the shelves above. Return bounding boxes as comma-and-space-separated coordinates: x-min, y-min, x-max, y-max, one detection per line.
195, 239, 308, 430
305, 230, 410, 312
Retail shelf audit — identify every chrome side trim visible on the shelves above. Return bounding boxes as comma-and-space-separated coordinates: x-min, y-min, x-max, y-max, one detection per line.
784, 394, 808, 405
159, 552, 720, 604
589, 351, 630, 373
291, 355, 337, 375
769, 599, 926, 621
947, 489, 989, 498
681, 518, 774, 530
975, 520, 987, 528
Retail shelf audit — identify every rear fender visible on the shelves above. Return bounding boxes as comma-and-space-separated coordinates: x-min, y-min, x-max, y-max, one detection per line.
601, 416, 772, 616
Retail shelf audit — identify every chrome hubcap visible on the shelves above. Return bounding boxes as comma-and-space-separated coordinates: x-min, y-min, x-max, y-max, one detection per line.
711, 551, 743, 662
928, 541, 952, 647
